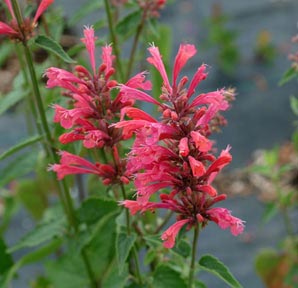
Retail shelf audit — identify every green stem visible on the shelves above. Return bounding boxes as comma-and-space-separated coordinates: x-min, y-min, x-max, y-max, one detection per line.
281, 207, 295, 238
119, 182, 143, 285
10, 1, 97, 286
188, 224, 200, 288
103, 0, 124, 82
126, 9, 147, 80
154, 211, 173, 234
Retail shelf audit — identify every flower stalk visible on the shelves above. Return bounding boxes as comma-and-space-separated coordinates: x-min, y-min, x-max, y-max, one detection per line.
103, 0, 124, 82
188, 224, 200, 288
9, 1, 98, 287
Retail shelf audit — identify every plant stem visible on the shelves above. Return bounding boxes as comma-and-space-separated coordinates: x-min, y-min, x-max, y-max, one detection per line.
103, 0, 124, 82
126, 9, 147, 80
188, 223, 200, 288
281, 207, 295, 238
119, 182, 143, 285
10, 1, 97, 286
154, 211, 173, 234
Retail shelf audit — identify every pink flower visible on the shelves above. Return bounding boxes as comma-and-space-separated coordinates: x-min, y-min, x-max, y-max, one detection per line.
117, 43, 244, 248
33, 0, 54, 24
1, 0, 54, 40
0, 22, 18, 36
190, 131, 213, 152
188, 156, 206, 177
207, 208, 245, 236
49, 151, 117, 183
173, 44, 197, 88
179, 137, 190, 157
161, 219, 190, 248
81, 26, 97, 74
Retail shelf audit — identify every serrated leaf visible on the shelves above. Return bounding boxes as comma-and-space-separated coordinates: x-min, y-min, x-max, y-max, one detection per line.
0, 151, 38, 187
199, 254, 242, 288
116, 10, 142, 38
116, 232, 136, 273
1, 239, 62, 288
8, 216, 66, 252
279, 66, 298, 86
76, 198, 119, 225
0, 135, 42, 161
0, 238, 13, 275
34, 35, 76, 64
152, 265, 187, 288
0, 89, 27, 116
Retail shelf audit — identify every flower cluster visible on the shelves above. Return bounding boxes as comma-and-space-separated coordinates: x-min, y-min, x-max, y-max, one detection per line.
47, 27, 150, 185
137, 0, 166, 18
117, 44, 244, 248
0, 0, 53, 41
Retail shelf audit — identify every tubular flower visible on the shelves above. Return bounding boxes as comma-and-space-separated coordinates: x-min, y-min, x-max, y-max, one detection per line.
47, 27, 149, 185
48, 151, 118, 185
0, 0, 54, 41
117, 43, 244, 248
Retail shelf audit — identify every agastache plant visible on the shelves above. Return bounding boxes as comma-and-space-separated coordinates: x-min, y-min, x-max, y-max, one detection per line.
0, 0, 248, 286
116, 44, 245, 280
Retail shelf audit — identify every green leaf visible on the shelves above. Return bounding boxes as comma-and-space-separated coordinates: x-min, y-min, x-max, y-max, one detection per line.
1, 239, 62, 288
290, 95, 298, 116
116, 10, 142, 39
116, 232, 136, 273
0, 41, 13, 66
47, 217, 118, 288
0, 89, 27, 116
195, 280, 207, 288
0, 135, 42, 161
16, 179, 48, 220
34, 35, 76, 64
0, 151, 39, 187
279, 66, 298, 86
76, 198, 119, 225
102, 263, 129, 288
173, 239, 191, 258
46, 251, 90, 288
262, 202, 278, 224
0, 194, 19, 235
144, 249, 157, 266
198, 255, 242, 288
8, 215, 66, 253
152, 265, 187, 288
0, 238, 13, 275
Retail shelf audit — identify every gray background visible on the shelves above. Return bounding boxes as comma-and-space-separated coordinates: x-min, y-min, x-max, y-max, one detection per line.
2, 0, 298, 287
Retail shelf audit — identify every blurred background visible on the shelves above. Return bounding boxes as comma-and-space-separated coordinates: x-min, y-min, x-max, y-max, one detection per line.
1, 0, 298, 287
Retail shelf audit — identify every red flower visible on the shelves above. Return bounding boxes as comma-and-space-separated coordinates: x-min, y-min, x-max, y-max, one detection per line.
117, 43, 243, 248
1, 0, 54, 40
